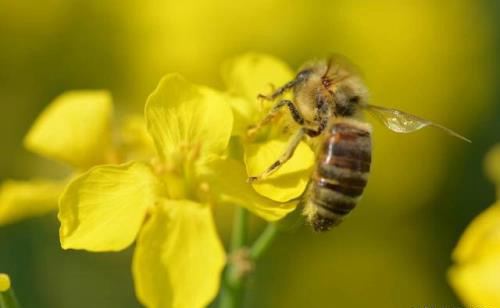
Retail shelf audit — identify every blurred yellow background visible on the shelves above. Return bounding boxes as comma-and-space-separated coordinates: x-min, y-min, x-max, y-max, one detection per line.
1, 0, 499, 307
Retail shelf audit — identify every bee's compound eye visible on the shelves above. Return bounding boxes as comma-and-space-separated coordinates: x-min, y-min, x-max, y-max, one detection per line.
296, 69, 311, 80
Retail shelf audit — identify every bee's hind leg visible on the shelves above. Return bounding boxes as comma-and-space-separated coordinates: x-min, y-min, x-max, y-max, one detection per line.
247, 129, 305, 183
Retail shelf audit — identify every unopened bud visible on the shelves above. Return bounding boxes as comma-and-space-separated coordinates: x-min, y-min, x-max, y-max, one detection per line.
0, 273, 11, 292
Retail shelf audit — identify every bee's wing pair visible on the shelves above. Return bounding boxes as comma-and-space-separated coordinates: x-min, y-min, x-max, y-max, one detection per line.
363, 104, 471, 143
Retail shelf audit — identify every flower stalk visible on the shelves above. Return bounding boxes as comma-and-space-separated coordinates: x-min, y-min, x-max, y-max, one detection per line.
231, 207, 249, 253
0, 289, 20, 308
219, 207, 249, 308
250, 223, 278, 260
218, 208, 280, 308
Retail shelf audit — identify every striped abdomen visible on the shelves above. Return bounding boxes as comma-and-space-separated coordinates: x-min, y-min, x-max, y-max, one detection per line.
303, 119, 372, 232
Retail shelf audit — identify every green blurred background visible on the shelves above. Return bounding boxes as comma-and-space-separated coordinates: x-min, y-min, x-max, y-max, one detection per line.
1, 0, 499, 307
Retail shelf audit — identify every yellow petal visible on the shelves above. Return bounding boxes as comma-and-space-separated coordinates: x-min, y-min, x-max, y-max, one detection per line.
119, 114, 156, 161
452, 201, 500, 263
24, 91, 113, 168
449, 202, 500, 306
59, 162, 159, 252
132, 200, 225, 308
0, 179, 64, 226
449, 253, 500, 308
145, 74, 233, 164
202, 159, 295, 221
221, 53, 294, 102
221, 53, 295, 135
244, 139, 314, 202
0, 273, 11, 292
225, 95, 258, 137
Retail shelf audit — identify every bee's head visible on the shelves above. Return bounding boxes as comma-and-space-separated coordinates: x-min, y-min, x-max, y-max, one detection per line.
293, 59, 369, 116
290, 67, 319, 96
314, 57, 368, 116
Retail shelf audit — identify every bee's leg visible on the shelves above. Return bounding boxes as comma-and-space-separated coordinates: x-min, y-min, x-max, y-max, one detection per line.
304, 99, 329, 137
247, 129, 305, 183
303, 121, 326, 137
257, 79, 297, 101
248, 99, 309, 137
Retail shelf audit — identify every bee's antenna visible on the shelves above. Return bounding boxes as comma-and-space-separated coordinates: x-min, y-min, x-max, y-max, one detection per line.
322, 57, 334, 79
323, 56, 348, 86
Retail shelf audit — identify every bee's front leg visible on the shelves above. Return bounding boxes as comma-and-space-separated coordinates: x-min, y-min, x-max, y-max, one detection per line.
257, 79, 297, 101
247, 128, 305, 183
247, 99, 306, 137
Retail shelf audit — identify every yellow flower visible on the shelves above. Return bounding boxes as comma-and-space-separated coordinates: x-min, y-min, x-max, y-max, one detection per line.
448, 145, 500, 307
0, 91, 123, 226
58, 74, 233, 308
221, 53, 314, 207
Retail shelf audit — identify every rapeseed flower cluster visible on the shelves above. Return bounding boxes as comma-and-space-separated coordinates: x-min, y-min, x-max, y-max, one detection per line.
3, 53, 316, 308
57, 53, 315, 307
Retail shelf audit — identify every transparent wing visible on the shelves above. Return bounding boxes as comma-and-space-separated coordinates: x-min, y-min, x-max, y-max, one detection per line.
363, 104, 471, 143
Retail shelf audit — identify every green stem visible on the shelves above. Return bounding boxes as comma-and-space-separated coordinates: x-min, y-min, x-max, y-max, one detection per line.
218, 212, 281, 308
218, 208, 248, 308
250, 223, 278, 260
231, 208, 248, 252
0, 288, 21, 308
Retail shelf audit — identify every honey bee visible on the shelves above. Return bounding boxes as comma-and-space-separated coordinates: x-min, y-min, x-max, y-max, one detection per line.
248, 56, 470, 232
